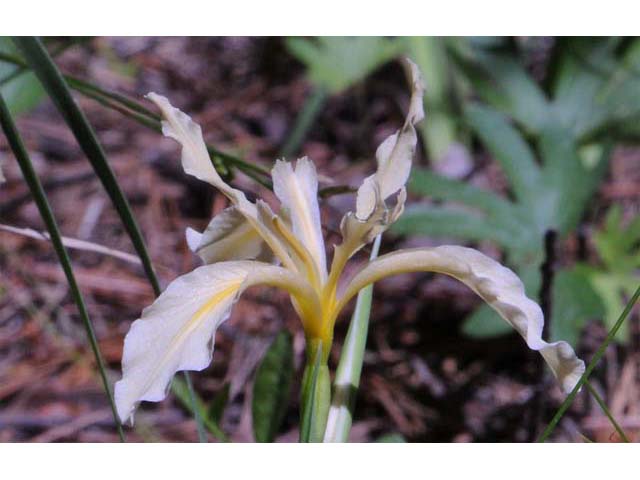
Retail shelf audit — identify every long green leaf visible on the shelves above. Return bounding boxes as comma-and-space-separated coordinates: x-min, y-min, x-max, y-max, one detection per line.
0, 91, 125, 442
11, 36, 208, 442
323, 235, 381, 442
12, 36, 162, 296
252, 331, 294, 442
538, 283, 640, 442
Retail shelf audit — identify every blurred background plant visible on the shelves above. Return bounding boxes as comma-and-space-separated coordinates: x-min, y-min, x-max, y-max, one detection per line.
1, 36, 639, 443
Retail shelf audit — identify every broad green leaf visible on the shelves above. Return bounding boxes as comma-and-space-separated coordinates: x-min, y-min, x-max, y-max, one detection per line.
376, 433, 407, 442
462, 303, 513, 337
252, 331, 294, 443
394, 205, 516, 248
454, 46, 551, 134
286, 37, 401, 94
536, 130, 610, 235
0, 38, 45, 115
465, 104, 541, 204
208, 383, 230, 427
593, 205, 640, 273
551, 267, 605, 345
585, 206, 640, 343
551, 38, 640, 141
589, 272, 635, 342
408, 168, 516, 220
550, 38, 616, 139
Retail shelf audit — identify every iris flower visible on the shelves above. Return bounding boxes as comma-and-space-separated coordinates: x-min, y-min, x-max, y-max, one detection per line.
114, 60, 584, 431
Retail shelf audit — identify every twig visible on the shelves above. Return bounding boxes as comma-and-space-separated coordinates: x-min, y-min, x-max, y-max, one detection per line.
0, 223, 142, 265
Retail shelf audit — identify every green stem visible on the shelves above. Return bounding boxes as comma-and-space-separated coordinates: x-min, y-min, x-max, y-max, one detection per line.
323, 234, 381, 442
538, 283, 640, 442
0, 91, 125, 442
300, 338, 331, 443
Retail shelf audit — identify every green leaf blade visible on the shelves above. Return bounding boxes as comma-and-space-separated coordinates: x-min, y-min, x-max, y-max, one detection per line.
465, 103, 542, 204
252, 331, 294, 443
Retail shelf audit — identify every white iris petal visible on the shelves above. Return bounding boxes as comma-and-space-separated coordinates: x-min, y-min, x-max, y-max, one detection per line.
272, 157, 327, 281
115, 261, 316, 424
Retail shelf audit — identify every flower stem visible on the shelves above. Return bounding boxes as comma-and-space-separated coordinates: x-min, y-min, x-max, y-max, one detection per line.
300, 338, 331, 442
323, 234, 381, 442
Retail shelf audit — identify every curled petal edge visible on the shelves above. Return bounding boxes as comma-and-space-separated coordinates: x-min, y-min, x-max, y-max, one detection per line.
337, 245, 585, 394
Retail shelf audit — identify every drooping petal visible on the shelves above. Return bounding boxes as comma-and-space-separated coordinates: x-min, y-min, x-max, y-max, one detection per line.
147, 92, 231, 193
355, 58, 424, 221
337, 246, 585, 394
115, 261, 318, 424
272, 158, 327, 281
186, 206, 273, 264
147, 93, 296, 270
329, 59, 423, 270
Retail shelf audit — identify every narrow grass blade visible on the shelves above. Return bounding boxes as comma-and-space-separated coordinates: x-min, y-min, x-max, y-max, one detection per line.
280, 87, 327, 158
0, 92, 125, 442
184, 372, 208, 442
585, 381, 629, 442
0, 50, 359, 196
12, 36, 162, 296
323, 234, 381, 442
11, 37, 209, 442
171, 377, 229, 442
538, 283, 640, 442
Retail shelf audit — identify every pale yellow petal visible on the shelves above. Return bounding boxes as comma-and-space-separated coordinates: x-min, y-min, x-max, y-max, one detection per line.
186, 206, 273, 264
115, 261, 317, 424
338, 246, 585, 394
272, 158, 327, 281
355, 58, 424, 221
147, 93, 298, 269
329, 59, 423, 273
